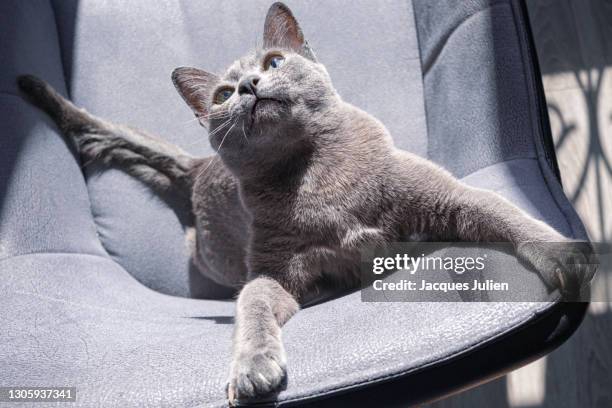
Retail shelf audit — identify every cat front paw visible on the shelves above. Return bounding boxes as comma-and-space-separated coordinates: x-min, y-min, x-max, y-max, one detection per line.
517, 241, 597, 299
227, 339, 287, 406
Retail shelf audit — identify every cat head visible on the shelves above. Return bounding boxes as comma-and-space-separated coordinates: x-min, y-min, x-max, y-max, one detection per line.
172, 3, 339, 171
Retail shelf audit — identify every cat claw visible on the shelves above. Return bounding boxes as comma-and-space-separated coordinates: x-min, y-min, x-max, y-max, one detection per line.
518, 241, 597, 299
227, 345, 287, 404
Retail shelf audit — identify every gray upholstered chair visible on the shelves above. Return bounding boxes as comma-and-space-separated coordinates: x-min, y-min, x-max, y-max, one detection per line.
0, 1, 589, 406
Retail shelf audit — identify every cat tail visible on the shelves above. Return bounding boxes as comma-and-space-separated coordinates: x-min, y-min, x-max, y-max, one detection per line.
17, 74, 196, 200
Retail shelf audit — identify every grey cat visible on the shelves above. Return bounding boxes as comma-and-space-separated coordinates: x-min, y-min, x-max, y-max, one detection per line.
18, 2, 593, 404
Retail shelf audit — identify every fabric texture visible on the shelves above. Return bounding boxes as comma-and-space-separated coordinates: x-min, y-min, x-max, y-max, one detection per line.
0, 0, 589, 407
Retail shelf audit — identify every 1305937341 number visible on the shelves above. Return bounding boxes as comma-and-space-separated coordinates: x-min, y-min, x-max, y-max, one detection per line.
0, 387, 76, 402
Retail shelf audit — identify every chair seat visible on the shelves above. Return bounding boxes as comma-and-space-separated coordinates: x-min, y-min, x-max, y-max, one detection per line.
0, 253, 549, 407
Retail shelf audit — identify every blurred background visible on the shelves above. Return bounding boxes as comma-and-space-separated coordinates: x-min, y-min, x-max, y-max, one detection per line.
429, 1, 612, 407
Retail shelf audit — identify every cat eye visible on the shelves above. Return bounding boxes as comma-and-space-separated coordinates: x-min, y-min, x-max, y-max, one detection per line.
213, 87, 234, 104
264, 54, 285, 70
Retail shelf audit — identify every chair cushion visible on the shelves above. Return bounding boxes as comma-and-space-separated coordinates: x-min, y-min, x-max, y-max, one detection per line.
1, 252, 551, 407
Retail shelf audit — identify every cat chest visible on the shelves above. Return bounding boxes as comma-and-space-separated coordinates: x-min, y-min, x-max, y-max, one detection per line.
285, 197, 387, 250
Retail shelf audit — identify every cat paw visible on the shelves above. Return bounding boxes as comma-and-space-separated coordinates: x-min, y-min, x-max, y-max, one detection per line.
227, 341, 287, 405
517, 241, 597, 299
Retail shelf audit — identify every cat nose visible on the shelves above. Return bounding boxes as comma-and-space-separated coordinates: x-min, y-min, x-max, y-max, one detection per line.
238, 75, 260, 95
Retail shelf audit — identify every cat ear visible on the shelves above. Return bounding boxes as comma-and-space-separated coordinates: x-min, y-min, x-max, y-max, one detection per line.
172, 67, 220, 120
263, 2, 316, 61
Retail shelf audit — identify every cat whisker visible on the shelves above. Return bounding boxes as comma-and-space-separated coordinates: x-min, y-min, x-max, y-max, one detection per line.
181, 112, 229, 126
196, 119, 238, 175
181, 116, 206, 126
216, 116, 234, 125
207, 119, 233, 138
201, 112, 230, 120
241, 123, 249, 143
196, 154, 220, 178
217, 121, 237, 152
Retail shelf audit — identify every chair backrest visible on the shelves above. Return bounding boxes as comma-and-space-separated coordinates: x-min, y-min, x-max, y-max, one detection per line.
45, 0, 431, 297
0, 2, 105, 262
414, 0, 540, 178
